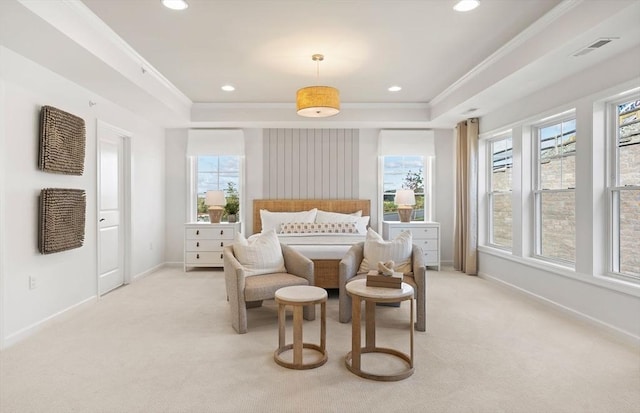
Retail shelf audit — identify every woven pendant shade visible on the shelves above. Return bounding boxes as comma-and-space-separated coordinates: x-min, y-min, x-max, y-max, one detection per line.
296, 86, 340, 117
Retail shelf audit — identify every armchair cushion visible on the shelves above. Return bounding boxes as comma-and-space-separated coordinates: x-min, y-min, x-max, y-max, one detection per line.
232, 230, 286, 276
359, 228, 413, 274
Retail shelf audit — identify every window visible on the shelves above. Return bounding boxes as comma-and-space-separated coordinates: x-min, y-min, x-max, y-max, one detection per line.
534, 116, 576, 264
609, 95, 640, 280
382, 156, 427, 222
488, 135, 513, 248
195, 155, 240, 222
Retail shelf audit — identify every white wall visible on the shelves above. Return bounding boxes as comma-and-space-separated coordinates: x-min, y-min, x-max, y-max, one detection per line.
477, 47, 640, 341
0, 47, 166, 348
434, 129, 456, 266
164, 128, 188, 265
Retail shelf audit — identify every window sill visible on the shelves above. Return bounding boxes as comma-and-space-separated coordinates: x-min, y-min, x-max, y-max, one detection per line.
478, 245, 640, 298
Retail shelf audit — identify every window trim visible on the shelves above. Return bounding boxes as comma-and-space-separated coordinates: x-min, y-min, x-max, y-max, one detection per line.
532, 112, 577, 267
486, 134, 513, 250
187, 155, 244, 224
606, 93, 640, 282
379, 155, 433, 223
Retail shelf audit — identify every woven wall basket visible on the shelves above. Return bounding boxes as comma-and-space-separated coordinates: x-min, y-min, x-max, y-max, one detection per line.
38, 105, 86, 175
38, 188, 86, 254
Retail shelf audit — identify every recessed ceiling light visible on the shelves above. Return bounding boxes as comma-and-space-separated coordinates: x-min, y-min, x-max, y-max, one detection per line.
221, 85, 235, 92
161, 0, 189, 11
453, 0, 480, 12
388, 86, 402, 92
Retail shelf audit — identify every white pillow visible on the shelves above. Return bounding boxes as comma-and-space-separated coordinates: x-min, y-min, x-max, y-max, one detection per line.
260, 208, 317, 232
356, 216, 370, 234
359, 228, 413, 274
232, 230, 286, 276
315, 210, 368, 233
315, 209, 362, 223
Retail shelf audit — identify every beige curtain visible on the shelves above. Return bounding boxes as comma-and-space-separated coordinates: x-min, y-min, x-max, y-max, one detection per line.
454, 118, 479, 275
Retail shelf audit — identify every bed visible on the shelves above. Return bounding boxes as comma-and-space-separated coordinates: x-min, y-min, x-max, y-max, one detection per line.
252, 199, 371, 289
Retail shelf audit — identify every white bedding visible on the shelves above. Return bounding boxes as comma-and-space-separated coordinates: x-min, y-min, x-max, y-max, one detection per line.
248, 233, 365, 260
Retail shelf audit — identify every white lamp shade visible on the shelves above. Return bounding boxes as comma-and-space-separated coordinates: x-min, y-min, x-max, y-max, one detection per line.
394, 189, 416, 206
205, 190, 226, 207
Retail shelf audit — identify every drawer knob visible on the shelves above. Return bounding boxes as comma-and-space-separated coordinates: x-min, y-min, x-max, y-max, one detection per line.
196, 254, 200, 259
197, 242, 200, 247
220, 229, 224, 235
196, 230, 200, 235
220, 253, 223, 260
220, 241, 224, 247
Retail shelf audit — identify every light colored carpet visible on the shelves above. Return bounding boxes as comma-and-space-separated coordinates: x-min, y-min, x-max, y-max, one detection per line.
1, 267, 638, 413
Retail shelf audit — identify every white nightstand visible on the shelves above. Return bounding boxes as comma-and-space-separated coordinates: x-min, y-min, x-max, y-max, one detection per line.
382, 221, 440, 271
184, 222, 241, 271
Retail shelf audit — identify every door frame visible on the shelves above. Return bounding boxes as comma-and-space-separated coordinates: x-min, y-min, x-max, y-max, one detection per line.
96, 120, 132, 296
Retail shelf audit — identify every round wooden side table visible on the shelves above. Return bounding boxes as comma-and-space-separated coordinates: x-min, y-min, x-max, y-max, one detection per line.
274, 285, 328, 370
345, 279, 414, 381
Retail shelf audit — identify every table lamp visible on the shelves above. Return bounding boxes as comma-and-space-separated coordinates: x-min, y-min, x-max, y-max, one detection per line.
394, 189, 416, 223
205, 190, 226, 223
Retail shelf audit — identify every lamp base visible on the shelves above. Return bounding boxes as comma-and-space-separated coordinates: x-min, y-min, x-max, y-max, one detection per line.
397, 207, 413, 223
208, 207, 223, 223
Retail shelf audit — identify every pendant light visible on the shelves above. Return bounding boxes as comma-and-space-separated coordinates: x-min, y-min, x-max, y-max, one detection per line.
296, 54, 340, 118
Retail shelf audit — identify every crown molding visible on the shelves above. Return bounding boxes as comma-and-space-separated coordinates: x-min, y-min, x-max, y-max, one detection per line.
430, 0, 582, 107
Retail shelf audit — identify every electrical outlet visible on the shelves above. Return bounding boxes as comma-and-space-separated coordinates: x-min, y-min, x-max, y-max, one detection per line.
29, 276, 37, 290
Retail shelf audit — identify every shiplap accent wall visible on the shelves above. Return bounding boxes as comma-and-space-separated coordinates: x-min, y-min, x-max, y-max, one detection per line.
263, 129, 359, 199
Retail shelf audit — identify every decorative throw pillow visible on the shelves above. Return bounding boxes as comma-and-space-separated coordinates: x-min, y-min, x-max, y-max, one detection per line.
355, 216, 370, 234
280, 222, 359, 234
315, 209, 362, 223
260, 208, 317, 232
314, 210, 369, 233
358, 228, 413, 274
232, 230, 286, 276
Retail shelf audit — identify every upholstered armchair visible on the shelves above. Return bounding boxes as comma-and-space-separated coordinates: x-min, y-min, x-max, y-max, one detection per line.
223, 244, 315, 334
339, 242, 426, 331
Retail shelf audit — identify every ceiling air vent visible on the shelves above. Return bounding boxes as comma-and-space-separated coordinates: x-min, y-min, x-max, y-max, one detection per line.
572, 38, 617, 57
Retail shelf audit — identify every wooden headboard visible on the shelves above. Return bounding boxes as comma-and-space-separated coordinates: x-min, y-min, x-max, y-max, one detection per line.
253, 199, 371, 234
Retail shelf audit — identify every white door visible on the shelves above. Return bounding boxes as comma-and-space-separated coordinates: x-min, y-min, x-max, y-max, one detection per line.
98, 129, 125, 295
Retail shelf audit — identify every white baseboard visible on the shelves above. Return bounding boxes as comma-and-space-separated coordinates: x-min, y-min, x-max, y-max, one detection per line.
131, 262, 165, 282
478, 271, 640, 346
3, 263, 171, 350
163, 261, 183, 269
2, 295, 97, 350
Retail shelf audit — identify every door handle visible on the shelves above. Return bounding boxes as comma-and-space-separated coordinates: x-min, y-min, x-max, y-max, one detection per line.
99, 218, 105, 222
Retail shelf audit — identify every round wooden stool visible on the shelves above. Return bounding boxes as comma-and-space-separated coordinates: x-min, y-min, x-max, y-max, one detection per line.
345, 279, 415, 381
274, 285, 328, 370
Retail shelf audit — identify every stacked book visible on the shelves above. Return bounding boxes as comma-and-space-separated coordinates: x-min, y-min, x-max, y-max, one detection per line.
366, 270, 403, 289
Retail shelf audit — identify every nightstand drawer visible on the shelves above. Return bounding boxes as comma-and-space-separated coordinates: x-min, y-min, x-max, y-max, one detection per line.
389, 226, 438, 240
185, 251, 224, 265
185, 239, 232, 252
424, 250, 439, 264
415, 238, 438, 251
186, 228, 235, 240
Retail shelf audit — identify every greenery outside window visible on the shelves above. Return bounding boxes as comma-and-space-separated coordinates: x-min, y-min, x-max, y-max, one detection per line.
195, 155, 240, 222
382, 156, 427, 221
609, 95, 640, 280
488, 135, 512, 248
534, 116, 576, 264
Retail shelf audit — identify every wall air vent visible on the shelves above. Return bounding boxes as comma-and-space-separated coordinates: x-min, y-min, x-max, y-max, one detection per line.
572, 37, 618, 57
